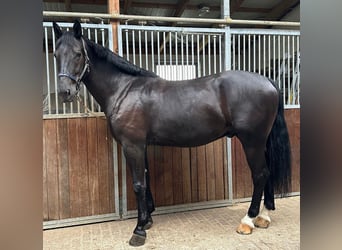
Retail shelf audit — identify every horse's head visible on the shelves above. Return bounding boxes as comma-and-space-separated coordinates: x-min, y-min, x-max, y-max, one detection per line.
53, 20, 89, 102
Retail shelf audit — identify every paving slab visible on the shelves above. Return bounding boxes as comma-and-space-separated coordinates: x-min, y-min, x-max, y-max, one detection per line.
44, 196, 299, 250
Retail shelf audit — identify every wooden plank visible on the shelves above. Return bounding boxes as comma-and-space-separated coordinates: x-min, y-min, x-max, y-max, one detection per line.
107, 123, 115, 213
147, 146, 156, 205
190, 147, 198, 202
154, 146, 165, 207
43, 121, 49, 221
205, 142, 216, 201
285, 109, 300, 192
197, 145, 207, 201
45, 119, 60, 220
172, 147, 183, 205
57, 119, 71, 219
86, 117, 100, 215
68, 118, 90, 217
181, 148, 192, 204
222, 138, 228, 199
163, 146, 174, 206
213, 139, 224, 200
97, 118, 110, 214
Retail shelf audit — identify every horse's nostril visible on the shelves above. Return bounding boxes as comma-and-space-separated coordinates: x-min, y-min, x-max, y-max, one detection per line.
66, 89, 70, 95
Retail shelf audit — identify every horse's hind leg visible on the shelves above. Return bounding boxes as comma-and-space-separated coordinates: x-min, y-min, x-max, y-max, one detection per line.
254, 178, 274, 229
236, 139, 270, 235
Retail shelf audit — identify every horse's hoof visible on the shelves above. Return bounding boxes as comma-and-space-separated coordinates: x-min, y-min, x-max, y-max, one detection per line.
143, 217, 153, 230
236, 223, 253, 235
129, 233, 146, 247
254, 216, 270, 228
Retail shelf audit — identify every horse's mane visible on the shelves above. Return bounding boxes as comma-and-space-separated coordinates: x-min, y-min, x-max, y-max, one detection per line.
86, 38, 158, 78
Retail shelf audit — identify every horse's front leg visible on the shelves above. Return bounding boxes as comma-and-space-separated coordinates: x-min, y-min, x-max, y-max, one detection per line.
123, 143, 149, 246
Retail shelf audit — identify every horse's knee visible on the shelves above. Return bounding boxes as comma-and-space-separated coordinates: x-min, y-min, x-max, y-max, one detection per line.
133, 182, 146, 194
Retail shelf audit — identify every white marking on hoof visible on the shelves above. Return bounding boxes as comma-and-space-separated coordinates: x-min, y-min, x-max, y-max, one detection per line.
258, 206, 271, 222
241, 214, 255, 229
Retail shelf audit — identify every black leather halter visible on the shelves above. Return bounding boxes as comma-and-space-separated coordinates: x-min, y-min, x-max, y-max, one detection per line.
58, 37, 90, 92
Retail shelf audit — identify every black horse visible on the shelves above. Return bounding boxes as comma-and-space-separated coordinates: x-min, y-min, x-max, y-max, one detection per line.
53, 21, 291, 246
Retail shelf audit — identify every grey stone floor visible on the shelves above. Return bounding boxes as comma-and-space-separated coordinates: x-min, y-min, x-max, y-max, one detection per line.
44, 196, 299, 250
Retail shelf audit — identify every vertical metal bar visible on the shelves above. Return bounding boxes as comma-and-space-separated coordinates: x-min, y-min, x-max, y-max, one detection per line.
132, 30, 136, 65
292, 35, 295, 105
248, 34, 251, 72
145, 30, 148, 70
138, 30, 142, 67
273, 35, 276, 81
253, 35, 256, 73
242, 34, 245, 71
44, 27, 51, 115
202, 34, 206, 76
213, 35, 217, 74
237, 34, 240, 70
186, 34, 189, 79
297, 36, 300, 105
125, 28, 129, 60
157, 31, 160, 66
151, 31, 155, 73
258, 35, 261, 74
268, 35, 271, 78
175, 32, 178, 79
197, 34, 200, 77
181, 33, 184, 80
219, 34, 222, 72
52, 26, 59, 115
191, 34, 194, 78
65, 27, 73, 113
169, 32, 172, 80
287, 35, 290, 105
278, 35, 281, 89
232, 34, 235, 70
282, 35, 286, 105
263, 35, 266, 76
208, 34, 211, 75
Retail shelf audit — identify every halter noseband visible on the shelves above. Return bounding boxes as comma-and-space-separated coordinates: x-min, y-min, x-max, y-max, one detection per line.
58, 37, 90, 92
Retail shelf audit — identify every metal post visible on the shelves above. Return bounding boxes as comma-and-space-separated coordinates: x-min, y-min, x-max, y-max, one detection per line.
222, 0, 233, 204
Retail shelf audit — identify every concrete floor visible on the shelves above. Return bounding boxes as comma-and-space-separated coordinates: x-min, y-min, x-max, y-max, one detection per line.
44, 196, 299, 250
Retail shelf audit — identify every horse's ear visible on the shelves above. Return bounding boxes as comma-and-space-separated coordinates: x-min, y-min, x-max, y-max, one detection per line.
73, 20, 82, 39
53, 21, 63, 39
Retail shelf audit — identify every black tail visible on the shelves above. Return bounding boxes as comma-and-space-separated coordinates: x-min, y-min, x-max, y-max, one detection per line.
266, 79, 292, 196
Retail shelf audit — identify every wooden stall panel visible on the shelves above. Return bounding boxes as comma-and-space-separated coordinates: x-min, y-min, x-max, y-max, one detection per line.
232, 109, 300, 199
125, 138, 228, 211
43, 117, 117, 221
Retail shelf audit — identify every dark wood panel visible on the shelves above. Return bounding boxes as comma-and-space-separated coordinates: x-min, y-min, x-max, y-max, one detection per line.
97, 118, 111, 214
68, 118, 90, 217
285, 109, 300, 192
45, 119, 60, 220
232, 109, 300, 199
205, 142, 216, 201
172, 147, 183, 205
196, 145, 207, 202
57, 119, 71, 219
181, 148, 192, 204
86, 118, 100, 215
43, 121, 49, 221
214, 139, 225, 200
43, 117, 116, 221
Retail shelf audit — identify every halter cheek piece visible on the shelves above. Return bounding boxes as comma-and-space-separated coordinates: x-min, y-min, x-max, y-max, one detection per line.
57, 37, 90, 93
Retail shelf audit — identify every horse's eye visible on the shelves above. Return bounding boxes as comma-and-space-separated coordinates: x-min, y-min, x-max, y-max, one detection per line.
75, 52, 82, 58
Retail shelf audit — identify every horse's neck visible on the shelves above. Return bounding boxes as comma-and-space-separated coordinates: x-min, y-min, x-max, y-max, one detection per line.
83, 59, 133, 116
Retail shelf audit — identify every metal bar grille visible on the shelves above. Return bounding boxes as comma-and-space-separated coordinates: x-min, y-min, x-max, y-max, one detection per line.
231, 29, 300, 108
